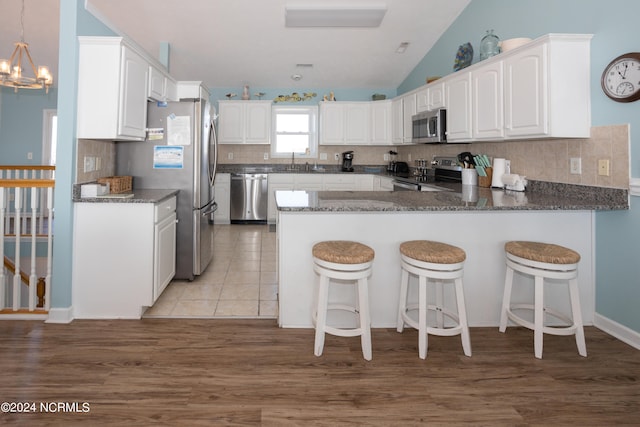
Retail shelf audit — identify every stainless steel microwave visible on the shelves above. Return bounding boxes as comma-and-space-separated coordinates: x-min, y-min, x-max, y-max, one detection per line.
412, 109, 446, 143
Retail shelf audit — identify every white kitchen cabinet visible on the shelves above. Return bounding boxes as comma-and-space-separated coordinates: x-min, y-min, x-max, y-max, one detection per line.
323, 174, 358, 190
77, 37, 149, 141
319, 102, 370, 145
148, 64, 167, 101
503, 34, 591, 139
402, 93, 417, 143
295, 174, 324, 191
148, 65, 177, 102
370, 100, 392, 145
446, 72, 473, 142
176, 81, 210, 100
213, 173, 231, 224
472, 60, 504, 140
218, 100, 272, 144
375, 176, 395, 191
391, 97, 404, 144
355, 175, 374, 190
428, 82, 446, 110
73, 196, 177, 319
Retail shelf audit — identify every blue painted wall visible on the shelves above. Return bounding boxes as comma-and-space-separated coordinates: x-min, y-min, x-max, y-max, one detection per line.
399, 0, 640, 333
0, 88, 57, 164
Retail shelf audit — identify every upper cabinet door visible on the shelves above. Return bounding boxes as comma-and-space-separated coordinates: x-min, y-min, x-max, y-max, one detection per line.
118, 46, 149, 139
446, 73, 472, 142
504, 43, 548, 137
472, 61, 504, 140
218, 100, 271, 144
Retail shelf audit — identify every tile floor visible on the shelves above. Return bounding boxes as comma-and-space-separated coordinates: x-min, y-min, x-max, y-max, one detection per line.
144, 224, 278, 319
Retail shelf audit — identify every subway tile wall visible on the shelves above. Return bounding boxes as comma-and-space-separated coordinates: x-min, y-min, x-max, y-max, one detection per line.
217, 124, 629, 189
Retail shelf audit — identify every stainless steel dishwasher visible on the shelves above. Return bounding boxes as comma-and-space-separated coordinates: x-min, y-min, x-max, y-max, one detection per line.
230, 173, 268, 223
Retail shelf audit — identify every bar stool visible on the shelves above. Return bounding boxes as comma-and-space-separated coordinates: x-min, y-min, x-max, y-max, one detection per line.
499, 241, 587, 359
312, 240, 375, 361
396, 240, 471, 359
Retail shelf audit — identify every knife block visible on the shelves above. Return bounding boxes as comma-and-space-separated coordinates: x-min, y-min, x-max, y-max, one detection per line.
478, 167, 492, 188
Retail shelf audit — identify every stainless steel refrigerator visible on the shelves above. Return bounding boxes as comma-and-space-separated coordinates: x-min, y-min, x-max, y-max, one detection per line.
116, 98, 218, 280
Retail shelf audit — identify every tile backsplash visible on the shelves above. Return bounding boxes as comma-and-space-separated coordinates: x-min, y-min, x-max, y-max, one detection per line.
218, 124, 629, 189
76, 139, 116, 183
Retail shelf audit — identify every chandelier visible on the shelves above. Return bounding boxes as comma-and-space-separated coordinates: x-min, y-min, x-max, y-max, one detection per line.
0, 0, 53, 93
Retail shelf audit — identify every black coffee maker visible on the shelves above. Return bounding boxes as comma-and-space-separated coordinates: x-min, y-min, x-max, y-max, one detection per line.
341, 151, 354, 172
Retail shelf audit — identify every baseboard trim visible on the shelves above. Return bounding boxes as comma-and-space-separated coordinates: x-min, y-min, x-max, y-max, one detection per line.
594, 313, 640, 350
45, 307, 74, 324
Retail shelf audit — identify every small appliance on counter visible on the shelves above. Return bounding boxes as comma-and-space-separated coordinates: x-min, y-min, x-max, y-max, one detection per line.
342, 151, 354, 172
387, 150, 398, 172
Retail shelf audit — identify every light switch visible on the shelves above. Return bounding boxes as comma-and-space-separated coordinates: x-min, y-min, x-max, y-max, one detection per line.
570, 157, 581, 174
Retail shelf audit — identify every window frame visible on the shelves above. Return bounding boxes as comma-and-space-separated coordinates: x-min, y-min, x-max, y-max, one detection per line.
270, 105, 318, 159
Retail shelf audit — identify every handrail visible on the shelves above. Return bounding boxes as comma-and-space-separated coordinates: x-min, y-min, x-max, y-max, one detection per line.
3, 256, 45, 307
0, 179, 55, 188
0, 166, 56, 171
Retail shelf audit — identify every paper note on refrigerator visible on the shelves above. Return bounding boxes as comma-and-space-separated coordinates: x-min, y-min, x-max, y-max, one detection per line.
166, 115, 191, 145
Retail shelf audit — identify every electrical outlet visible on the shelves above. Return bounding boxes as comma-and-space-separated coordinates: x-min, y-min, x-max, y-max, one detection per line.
27, 152, 33, 160
408, 153, 412, 162
570, 157, 582, 174
334, 153, 340, 161
95, 157, 102, 171
320, 153, 327, 160
383, 153, 390, 161
263, 152, 269, 160
228, 152, 234, 160
598, 159, 610, 176
83, 156, 95, 173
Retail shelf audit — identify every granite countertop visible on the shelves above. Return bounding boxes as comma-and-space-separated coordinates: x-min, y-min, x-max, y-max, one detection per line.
73, 188, 179, 204
217, 163, 385, 174
275, 183, 629, 212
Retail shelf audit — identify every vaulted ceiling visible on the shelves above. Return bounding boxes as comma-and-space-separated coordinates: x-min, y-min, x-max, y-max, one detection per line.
0, 0, 470, 91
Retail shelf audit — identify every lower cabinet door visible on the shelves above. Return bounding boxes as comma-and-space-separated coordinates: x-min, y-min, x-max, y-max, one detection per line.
154, 212, 177, 301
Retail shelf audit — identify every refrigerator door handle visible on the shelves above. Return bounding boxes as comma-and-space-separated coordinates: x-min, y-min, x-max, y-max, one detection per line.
208, 120, 218, 187
201, 201, 218, 216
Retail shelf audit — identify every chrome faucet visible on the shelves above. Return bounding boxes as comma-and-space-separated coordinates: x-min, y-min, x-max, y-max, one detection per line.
289, 152, 297, 170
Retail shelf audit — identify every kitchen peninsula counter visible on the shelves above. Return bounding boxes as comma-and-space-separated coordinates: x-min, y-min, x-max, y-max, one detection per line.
73, 188, 178, 204
275, 184, 627, 330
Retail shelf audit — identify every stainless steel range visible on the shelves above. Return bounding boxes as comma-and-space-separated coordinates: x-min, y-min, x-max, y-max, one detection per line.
391, 156, 462, 191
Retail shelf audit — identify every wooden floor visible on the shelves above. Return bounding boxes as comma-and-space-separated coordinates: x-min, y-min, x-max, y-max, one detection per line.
1, 320, 639, 426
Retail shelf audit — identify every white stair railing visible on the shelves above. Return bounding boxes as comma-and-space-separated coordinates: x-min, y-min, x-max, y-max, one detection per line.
0, 166, 54, 314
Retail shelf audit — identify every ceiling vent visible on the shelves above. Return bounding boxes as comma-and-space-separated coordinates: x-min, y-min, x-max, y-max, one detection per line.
285, 4, 387, 28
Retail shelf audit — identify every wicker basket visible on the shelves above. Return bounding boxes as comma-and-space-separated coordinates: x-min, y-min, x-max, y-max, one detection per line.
98, 176, 132, 194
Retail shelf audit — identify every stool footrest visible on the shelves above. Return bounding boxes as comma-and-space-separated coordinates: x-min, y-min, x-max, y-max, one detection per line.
505, 305, 579, 336
400, 308, 464, 337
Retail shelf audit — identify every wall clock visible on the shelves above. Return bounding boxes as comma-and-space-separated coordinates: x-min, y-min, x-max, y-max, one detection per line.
601, 52, 640, 102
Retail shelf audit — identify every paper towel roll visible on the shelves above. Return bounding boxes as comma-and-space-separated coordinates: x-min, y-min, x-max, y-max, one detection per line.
491, 158, 506, 188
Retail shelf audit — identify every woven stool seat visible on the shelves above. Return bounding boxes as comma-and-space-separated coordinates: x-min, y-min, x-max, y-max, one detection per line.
313, 241, 375, 264
505, 241, 580, 265
400, 240, 466, 264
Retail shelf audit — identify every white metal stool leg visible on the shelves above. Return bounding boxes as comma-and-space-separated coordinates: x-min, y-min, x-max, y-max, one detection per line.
498, 265, 514, 332
534, 275, 544, 359
396, 268, 409, 333
418, 274, 428, 359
